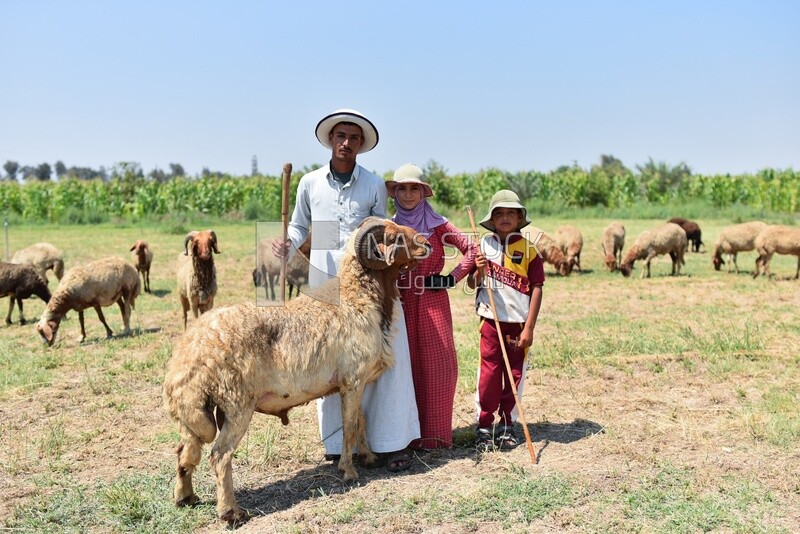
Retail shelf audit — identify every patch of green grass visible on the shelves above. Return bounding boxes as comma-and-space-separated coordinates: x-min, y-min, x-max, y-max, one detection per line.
744, 386, 800, 448
622, 464, 779, 533
452, 468, 576, 526
6, 471, 212, 533
0, 344, 55, 398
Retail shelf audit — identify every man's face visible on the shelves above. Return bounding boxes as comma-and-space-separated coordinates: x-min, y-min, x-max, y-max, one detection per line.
329, 123, 364, 166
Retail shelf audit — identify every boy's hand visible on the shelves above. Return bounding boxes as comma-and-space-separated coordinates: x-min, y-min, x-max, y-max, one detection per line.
423, 274, 455, 290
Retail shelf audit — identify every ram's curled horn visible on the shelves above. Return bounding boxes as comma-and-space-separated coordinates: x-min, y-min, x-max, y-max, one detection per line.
354, 217, 391, 270
183, 231, 199, 256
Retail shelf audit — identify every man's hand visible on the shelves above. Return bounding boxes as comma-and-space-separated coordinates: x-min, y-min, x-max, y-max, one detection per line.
423, 274, 455, 290
272, 238, 290, 258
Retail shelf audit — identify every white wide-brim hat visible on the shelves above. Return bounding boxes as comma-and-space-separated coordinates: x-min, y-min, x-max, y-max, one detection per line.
480, 189, 531, 232
315, 108, 379, 154
385, 163, 433, 198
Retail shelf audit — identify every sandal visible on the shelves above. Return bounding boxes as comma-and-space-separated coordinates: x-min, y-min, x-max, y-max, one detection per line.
386, 448, 413, 473
475, 427, 495, 452
494, 425, 519, 450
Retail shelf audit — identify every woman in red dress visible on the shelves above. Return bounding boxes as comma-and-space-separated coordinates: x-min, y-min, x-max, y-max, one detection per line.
387, 164, 478, 449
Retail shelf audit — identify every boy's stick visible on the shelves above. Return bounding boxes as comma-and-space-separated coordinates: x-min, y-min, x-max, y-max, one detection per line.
280, 163, 292, 302
467, 206, 537, 464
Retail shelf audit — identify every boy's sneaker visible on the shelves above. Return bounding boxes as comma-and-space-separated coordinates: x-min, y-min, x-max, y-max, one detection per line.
494, 425, 519, 450
475, 427, 495, 452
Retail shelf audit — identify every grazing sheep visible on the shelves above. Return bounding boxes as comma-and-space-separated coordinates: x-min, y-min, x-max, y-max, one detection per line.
601, 221, 626, 271
11, 242, 65, 284
752, 225, 800, 279
620, 222, 688, 278
130, 240, 153, 293
711, 221, 768, 273
36, 257, 140, 346
555, 224, 583, 272
254, 235, 311, 300
163, 218, 431, 524
667, 217, 704, 252
0, 262, 51, 325
177, 230, 219, 329
530, 229, 571, 276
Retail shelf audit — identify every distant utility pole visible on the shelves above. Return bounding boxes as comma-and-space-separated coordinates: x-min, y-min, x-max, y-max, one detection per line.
251, 155, 258, 176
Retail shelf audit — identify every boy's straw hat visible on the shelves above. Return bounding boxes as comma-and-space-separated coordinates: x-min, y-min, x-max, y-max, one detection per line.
315, 108, 379, 154
385, 163, 433, 198
479, 190, 531, 231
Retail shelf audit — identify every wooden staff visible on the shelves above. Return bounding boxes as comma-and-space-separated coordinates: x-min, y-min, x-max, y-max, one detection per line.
467, 206, 537, 464
280, 163, 292, 302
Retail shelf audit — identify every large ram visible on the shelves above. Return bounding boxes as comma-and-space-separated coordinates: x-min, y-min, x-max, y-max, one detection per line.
163, 218, 430, 524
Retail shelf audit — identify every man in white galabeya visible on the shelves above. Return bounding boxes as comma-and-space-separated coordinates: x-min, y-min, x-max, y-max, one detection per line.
274, 108, 419, 472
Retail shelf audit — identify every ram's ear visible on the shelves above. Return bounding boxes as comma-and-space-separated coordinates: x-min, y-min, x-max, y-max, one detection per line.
383, 244, 397, 266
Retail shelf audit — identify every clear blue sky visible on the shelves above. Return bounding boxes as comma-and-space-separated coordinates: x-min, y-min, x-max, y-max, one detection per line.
2, 1, 798, 178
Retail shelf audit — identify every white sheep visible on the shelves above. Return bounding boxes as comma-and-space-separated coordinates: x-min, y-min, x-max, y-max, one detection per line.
601, 221, 626, 271
620, 222, 687, 278
130, 240, 153, 293
752, 224, 800, 279
711, 221, 768, 273
176, 230, 219, 329
0, 262, 51, 325
36, 257, 140, 345
555, 224, 583, 273
163, 218, 430, 524
11, 242, 65, 284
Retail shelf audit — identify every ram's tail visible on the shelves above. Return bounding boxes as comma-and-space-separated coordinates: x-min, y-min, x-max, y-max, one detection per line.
163, 371, 218, 445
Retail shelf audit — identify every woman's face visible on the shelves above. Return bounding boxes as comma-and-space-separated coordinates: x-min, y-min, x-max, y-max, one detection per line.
394, 183, 424, 210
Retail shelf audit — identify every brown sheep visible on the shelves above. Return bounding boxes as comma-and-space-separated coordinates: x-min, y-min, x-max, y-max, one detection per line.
0, 262, 51, 325
130, 240, 153, 293
254, 235, 311, 300
555, 224, 583, 273
711, 221, 768, 273
667, 217, 704, 252
602, 221, 626, 271
530, 229, 571, 276
176, 230, 219, 329
620, 222, 687, 278
11, 242, 65, 284
36, 257, 140, 346
752, 225, 800, 279
163, 218, 431, 524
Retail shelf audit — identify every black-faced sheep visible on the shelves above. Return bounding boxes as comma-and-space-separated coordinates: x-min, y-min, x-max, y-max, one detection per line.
177, 230, 219, 329
667, 217, 704, 252
555, 224, 583, 273
602, 221, 626, 271
0, 262, 51, 325
11, 242, 65, 284
163, 218, 431, 524
530, 229, 571, 276
620, 222, 688, 278
752, 224, 800, 279
254, 235, 311, 300
36, 257, 140, 346
711, 221, 768, 273
130, 240, 153, 293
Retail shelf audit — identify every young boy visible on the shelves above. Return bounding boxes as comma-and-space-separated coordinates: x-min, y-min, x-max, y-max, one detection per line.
468, 190, 544, 450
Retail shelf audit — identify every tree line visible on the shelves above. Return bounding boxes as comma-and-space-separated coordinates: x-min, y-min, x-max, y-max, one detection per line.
0, 156, 797, 223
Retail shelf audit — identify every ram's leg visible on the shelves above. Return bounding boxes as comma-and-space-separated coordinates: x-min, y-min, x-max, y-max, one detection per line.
78, 310, 87, 342
144, 269, 151, 293
210, 405, 254, 524
117, 298, 132, 335
94, 305, 113, 338
730, 253, 737, 274
338, 386, 373, 480
5, 297, 14, 325
174, 435, 203, 507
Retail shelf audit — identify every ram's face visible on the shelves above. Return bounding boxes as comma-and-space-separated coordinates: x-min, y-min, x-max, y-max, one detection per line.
36, 316, 60, 346
382, 223, 431, 272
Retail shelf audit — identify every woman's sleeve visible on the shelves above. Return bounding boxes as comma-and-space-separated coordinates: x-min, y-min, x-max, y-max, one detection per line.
441, 221, 478, 283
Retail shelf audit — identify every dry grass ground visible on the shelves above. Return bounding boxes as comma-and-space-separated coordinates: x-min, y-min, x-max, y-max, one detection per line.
1, 216, 798, 533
